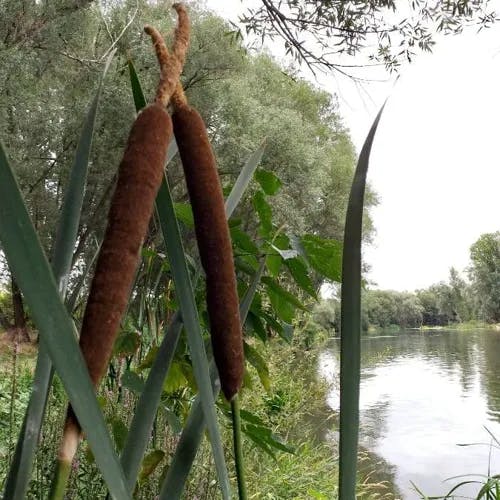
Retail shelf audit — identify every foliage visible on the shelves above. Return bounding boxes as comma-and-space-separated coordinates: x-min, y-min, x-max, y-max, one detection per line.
469, 232, 500, 323
240, 0, 498, 73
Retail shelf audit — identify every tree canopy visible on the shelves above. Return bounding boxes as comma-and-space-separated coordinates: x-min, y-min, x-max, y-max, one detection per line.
240, 0, 498, 74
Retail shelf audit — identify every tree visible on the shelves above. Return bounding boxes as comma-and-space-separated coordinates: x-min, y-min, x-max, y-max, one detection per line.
468, 232, 500, 323
241, 0, 498, 74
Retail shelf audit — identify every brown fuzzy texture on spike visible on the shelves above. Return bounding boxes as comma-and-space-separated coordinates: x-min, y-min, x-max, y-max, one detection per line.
79, 103, 172, 387
173, 103, 244, 401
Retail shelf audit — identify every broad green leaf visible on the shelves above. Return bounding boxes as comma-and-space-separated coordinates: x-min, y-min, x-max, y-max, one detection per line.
0, 143, 130, 498
339, 103, 385, 499
163, 361, 188, 393
301, 234, 342, 282
3, 51, 124, 500
122, 370, 145, 395
243, 423, 294, 456
139, 450, 165, 483
231, 227, 260, 255
245, 312, 267, 343
267, 286, 295, 323
285, 256, 317, 298
173, 202, 194, 228
110, 417, 128, 453
113, 328, 141, 358
255, 168, 282, 195
266, 253, 282, 277
244, 342, 271, 392
137, 345, 159, 371
253, 190, 273, 236
261, 276, 308, 311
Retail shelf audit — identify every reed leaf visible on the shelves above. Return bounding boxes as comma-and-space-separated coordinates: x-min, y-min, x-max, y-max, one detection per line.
225, 140, 266, 219
159, 260, 266, 500
3, 51, 115, 500
339, 103, 385, 499
0, 138, 129, 500
155, 175, 231, 499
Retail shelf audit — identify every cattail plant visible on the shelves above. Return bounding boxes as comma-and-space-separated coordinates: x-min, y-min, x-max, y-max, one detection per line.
146, 13, 245, 495
50, 6, 190, 498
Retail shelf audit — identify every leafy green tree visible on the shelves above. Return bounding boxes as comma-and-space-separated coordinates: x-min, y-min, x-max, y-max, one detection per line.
468, 232, 500, 323
241, 1, 497, 73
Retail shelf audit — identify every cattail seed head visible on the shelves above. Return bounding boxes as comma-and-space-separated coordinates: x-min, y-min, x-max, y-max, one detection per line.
173, 103, 244, 400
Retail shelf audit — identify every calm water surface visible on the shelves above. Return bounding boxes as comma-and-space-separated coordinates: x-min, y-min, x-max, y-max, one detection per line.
320, 329, 500, 499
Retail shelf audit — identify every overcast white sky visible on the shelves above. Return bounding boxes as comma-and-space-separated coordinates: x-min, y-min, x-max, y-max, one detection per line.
205, 0, 500, 291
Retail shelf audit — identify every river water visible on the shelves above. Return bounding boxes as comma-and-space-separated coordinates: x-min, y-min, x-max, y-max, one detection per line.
320, 329, 500, 499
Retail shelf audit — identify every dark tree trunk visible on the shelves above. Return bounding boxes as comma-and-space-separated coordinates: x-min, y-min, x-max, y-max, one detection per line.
11, 276, 30, 342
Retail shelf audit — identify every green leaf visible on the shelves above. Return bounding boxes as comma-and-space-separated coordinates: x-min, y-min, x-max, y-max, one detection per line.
266, 253, 282, 277
110, 417, 128, 453
137, 345, 159, 371
156, 177, 230, 499
245, 312, 267, 343
163, 362, 188, 393
244, 342, 271, 392
285, 257, 317, 299
225, 140, 266, 218
4, 51, 116, 500
122, 370, 145, 395
127, 58, 147, 111
139, 450, 165, 483
231, 227, 259, 255
255, 168, 282, 195
0, 145, 130, 498
261, 276, 307, 311
252, 190, 273, 236
113, 327, 141, 358
173, 202, 194, 228
301, 234, 342, 282
339, 103, 386, 499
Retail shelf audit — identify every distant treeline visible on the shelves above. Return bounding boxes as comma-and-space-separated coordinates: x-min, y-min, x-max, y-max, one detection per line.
312, 231, 500, 332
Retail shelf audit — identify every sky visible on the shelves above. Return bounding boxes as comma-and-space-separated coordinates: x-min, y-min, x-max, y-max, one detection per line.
204, 0, 500, 291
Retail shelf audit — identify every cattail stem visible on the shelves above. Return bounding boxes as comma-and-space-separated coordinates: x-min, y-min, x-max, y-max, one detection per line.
231, 395, 247, 500
49, 459, 72, 500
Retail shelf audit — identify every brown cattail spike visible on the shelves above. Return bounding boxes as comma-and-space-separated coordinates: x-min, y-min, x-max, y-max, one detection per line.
172, 102, 244, 400
172, 3, 190, 66
144, 4, 189, 107
53, 8, 191, 495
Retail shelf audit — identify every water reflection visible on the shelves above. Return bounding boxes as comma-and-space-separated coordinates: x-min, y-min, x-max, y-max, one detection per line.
321, 330, 500, 499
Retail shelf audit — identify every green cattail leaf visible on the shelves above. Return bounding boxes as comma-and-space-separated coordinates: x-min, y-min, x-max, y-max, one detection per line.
3, 50, 116, 500
159, 261, 266, 500
339, 103, 385, 499
0, 144, 130, 499
225, 140, 266, 219
155, 176, 231, 499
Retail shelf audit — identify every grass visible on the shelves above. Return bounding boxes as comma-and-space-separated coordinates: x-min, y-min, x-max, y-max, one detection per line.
0, 327, 400, 499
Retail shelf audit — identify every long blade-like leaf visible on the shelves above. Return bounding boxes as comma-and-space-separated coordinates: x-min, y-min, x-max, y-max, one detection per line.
159, 261, 265, 499
339, 103, 385, 499
0, 146, 130, 499
155, 176, 230, 499
3, 51, 115, 500
225, 140, 266, 219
